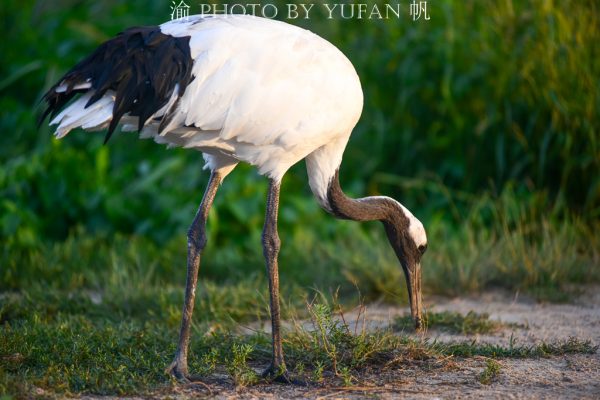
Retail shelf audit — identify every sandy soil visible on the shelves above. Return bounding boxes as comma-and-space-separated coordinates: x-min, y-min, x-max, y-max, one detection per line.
346, 287, 600, 346
91, 287, 600, 399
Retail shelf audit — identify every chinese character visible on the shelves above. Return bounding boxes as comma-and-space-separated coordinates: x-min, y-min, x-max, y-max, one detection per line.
171, 1, 190, 21
410, 0, 430, 21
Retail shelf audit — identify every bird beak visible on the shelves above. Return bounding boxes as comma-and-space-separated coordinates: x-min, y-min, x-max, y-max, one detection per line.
381, 219, 425, 332
404, 261, 423, 331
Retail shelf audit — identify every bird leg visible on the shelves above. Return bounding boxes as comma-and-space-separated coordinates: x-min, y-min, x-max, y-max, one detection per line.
167, 171, 222, 381
260, 179, 291, 383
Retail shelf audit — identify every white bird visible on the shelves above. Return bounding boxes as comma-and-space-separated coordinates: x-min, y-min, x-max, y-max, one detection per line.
41, 14, 428, 383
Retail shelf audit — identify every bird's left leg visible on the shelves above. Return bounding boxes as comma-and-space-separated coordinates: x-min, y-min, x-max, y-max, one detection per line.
167, 171, 222, 382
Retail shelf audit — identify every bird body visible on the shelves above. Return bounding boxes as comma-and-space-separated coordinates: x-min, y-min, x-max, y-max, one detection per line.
42, 14, 426, 384
48, 15, 363, 207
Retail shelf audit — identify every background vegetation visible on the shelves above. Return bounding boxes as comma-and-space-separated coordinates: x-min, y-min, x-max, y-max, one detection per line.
1, 0, 599, 395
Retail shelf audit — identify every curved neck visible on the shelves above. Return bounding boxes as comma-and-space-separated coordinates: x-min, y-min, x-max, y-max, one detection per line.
324, 168, 426, 331
326, 169, 404, 224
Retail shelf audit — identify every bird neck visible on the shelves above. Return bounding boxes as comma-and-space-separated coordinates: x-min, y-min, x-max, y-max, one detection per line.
326, 168, 405, 224
304, 138, 415, 227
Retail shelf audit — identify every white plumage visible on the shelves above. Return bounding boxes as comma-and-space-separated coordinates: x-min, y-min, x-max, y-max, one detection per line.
50, 14, 363, 209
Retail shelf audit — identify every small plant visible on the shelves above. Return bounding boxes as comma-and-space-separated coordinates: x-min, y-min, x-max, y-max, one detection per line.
288, 300, 399, 384
338, 366, 354, 386
478, 359, 501, 384
225, 343, 258, 387
294, 361, 305, 376
197, 348, 219, 376
312, 360, 325, 383
308, 302, 343, 373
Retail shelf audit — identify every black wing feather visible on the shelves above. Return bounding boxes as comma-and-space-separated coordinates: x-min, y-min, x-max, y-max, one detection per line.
40, 26, 194, 143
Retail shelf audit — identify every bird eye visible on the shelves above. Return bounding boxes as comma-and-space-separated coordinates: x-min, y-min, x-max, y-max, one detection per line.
418, 244, 427, 254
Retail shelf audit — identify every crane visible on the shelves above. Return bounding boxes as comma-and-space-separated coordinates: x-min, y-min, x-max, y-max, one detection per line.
40, 14, 428, 384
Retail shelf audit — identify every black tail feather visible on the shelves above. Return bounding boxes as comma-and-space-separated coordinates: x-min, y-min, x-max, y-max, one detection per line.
40, 26, 194, 143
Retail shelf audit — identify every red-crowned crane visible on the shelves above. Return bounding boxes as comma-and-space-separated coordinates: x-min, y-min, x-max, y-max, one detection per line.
41, 14, 428, 383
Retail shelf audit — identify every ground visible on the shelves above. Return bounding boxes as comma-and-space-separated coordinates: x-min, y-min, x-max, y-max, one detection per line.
74, 286, 599, 399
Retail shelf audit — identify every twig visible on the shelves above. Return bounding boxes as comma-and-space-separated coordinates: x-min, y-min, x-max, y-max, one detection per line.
183, 379, 213, 395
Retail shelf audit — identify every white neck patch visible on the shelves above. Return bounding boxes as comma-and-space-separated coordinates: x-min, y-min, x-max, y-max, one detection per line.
384, 197, 427, 247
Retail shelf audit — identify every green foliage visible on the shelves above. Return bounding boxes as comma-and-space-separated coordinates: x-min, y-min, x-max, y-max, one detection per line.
1, 0, 598, 301
2, 184, 598, 302
1, 0, 599, 249
422, 185, 600, 298
3, 0, 598, 304
1, 2, 599, 396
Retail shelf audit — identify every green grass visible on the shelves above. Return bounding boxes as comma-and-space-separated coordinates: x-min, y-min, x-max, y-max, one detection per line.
1, 184, 597, 398
3, 186, 599, 303
395, 310, 511, 335
433, 336, 597, 358
1, 302, 597, 397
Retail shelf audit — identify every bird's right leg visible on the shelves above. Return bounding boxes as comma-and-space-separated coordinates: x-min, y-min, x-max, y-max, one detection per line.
167, 171, 222, 382
260, 179, 304, 385
260, 179, 288, 381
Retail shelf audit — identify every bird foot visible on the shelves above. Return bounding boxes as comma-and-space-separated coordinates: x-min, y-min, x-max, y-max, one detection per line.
261, 364, 306, 385
166, 359, 213, 394
166, 358, 191, 383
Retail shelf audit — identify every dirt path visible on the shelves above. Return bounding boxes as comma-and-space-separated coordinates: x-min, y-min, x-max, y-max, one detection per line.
322, 287, 600, 399
347, 287, 600, 346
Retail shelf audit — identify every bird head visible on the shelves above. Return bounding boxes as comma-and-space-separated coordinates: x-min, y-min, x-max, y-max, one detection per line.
382, 201, 427, 331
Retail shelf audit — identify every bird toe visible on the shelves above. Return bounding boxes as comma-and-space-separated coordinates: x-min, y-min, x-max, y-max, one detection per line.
166, 360, 191, 383
261, 365, 306, 386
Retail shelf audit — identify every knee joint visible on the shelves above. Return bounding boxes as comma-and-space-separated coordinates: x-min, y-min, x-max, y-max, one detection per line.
262, 230, 281, 257
187, 221, 207, 251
